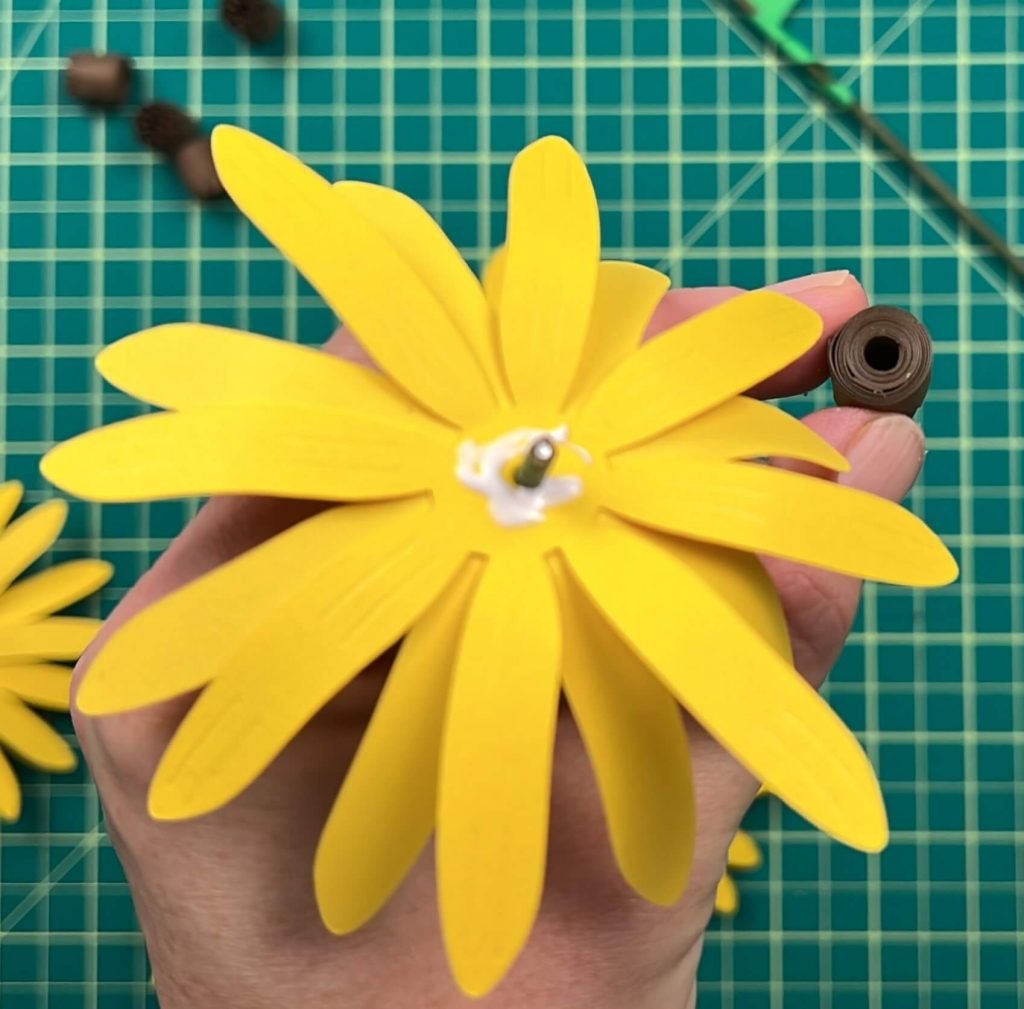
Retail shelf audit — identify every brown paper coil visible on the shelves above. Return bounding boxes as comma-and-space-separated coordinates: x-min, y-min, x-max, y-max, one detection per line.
828, 306, 933, 416
221, 0, 283, 43
65, 52, 134, 107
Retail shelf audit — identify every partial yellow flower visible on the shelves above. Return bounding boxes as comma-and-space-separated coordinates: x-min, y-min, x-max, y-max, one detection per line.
41, 128, 956, 997
0, 481, 110, 820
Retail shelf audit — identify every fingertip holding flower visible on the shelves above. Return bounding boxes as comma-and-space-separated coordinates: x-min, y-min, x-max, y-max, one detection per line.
42, 129, 954, 993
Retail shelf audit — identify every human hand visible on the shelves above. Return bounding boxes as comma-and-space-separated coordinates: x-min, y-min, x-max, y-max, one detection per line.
73, 271, 928, 1009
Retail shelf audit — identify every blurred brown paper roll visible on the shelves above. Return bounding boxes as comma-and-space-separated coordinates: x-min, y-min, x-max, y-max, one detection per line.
65, 52, 134, 107
828, 305, 933, 416
135, 103, 225, 201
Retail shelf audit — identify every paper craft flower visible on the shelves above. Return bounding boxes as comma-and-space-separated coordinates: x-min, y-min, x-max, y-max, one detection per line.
715, 787, 769, 917
41, 127, 957, 996
0, 482, 110, 820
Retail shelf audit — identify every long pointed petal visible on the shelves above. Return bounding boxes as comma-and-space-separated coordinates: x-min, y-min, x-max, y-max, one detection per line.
727, 830, 762, 870
0, 749, 21, 820
624, 396, 850, 472
0, 560, 112, 626
438, 554, 562, 997
0, 481, 24, 531
0, 501, 68, 596
565, 263, 671, 408
0, 618, 102, 662
98, 324, 418, 419
0, 690, 76, 771
573, 292, 822, 451
564, 517, 888, 853
605, 456, 958, 587
211, 125, 495, 426
334, 182, 505, 398
554, 561, 695, 905
315, 560, 482, 934
148, 503, 466, 819
41, 403, 452, 504
499, 137, 600, 408
715, 873, 739, 915
482, 246, 506, 308
0, 665, 72, 711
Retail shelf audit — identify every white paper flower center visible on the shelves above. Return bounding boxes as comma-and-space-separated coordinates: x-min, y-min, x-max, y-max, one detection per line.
456, 425, 588, 527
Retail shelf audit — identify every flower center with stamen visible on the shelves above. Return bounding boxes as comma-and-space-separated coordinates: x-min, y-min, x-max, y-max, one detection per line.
456, 425, 588, 527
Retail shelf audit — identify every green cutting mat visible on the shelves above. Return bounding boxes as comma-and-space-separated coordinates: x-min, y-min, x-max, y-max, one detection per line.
0, 0, 1020, 1005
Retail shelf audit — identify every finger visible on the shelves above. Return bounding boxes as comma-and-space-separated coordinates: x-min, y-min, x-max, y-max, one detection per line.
763, 409, 927, 685
643, 271, 869, 399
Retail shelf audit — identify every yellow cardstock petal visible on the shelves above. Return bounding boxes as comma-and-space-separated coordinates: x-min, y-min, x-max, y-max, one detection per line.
626, 396, 850, 472
211, 125, 496, 426
98, 324, 418, 419
0, 500, 68, 596
727, 830, 762, 871
0, 559, 112, 626
565, 261, 671, 408
606, 456, 959, 587
499, 136, 600, 408
554, 561, 695, 906
0, 481, 24, 531
565, 516, 888, 853
574, 291, 822, 451
0, 665, 73, 711
315, 560, 482, 934
0, 689, 76, 771
714, 873, 739, 916
41, 403, 452, 504
438, 554, 562, 997
0, 748, 22, 821
482, 245, 506, 308
148, 502, 465, 820
0, 617, 102, 662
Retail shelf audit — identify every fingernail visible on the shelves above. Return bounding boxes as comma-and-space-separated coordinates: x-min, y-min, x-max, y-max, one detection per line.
842, 414, 925, 502
769, 270, 851, 295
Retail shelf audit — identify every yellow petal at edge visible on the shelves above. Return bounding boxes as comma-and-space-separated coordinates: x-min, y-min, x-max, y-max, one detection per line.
714, 873, 739, 916
148, 499, 467, 820
438, 553, 562, 997
98, 324, 419, 420
565, 262, 671, 408
315, 560, 483, 934
499, 136, 600, 408
0, 749, 22, 821
553, 560, 695, 906
574, 291, 822, 451
626, 396, 850, 472
0, 689, 76, 771
0, 500, 68, 596
564, 516, 888, 853
0, 618, 102, 662
0, 559, 112, 626
0, 481, 24, 532
0, 665, 73, 711
211, 125, 496, 427
482, 245, 506, 307
41, 403, 452, 504
727, 830, 762, 871
334, 182, 506, 399
605, 456, 958, 588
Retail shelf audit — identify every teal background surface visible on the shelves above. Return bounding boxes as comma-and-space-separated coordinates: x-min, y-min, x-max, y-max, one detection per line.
0, 0, 1021, 1005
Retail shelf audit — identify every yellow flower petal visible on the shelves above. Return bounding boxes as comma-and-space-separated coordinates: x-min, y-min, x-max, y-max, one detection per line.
148, 501, 466, 820
0, 665, 72, 711
482, 245, 506, 308
0, 617, 102, 662
714, 873, 739, 916
605, 456, 958, 587
41, 403, 452, 504
334, 182, 506, 399
564, 516, 888, 853
210, 125, 496, 426
727, 830, 762, 871
438, 554, 562, 997
0, 689, 76, 771
0, 500, 68, 596
315, 560, 482, 934
0, 559, 112, 627
574, 291, 822, 451
98, 324, 417, 419
0, 748, 21, 821
0, 481, 24, 531
554, 561, 695, 906
626, 396, 850, 472
565, 262, 670, 408
499, 136, 600, 408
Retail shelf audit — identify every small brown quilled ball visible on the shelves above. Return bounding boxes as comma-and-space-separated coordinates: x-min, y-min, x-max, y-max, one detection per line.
135, 102, 199, 156
65, 51, 134, 107
174, 137, 226, 202
828, 305, 933, 417
221, 0, 283, 44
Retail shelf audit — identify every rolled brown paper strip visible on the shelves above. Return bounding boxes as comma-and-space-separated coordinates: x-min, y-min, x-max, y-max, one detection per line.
65, 51, 134, 107
173, 138, 226, 201
828, 305, 933, 416
221, 0, 283, 44
135, 102, 199, 156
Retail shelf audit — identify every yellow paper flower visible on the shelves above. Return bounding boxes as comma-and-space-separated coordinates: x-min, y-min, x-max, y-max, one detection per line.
0, 482, 110, 820
41, 128, 956, 996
